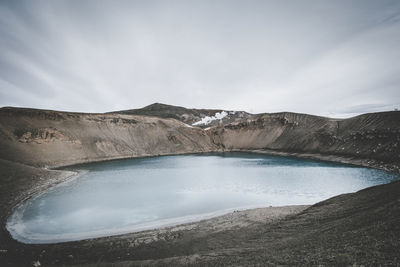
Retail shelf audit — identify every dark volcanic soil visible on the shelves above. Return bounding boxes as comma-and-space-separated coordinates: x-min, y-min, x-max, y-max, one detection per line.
1, 105, 400, 266
1, 155, 399, 266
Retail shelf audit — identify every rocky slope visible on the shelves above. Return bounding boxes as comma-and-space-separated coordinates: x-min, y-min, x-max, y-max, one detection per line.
0, 107, 218, 167
0, 105, 399, 169
209, 111, 400, 165
111, 103, 253, 128
114, 103, 400, 165
0, 104, 400, 170
0, 104, 399, 266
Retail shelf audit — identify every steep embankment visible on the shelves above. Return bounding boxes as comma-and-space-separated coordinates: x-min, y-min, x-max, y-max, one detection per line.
0, 105, 400, 266
209, 111, 400, 166
0, 106, 399, 169
0, 107, 218, 167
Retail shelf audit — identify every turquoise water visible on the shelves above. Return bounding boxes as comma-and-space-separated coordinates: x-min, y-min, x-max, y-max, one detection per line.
7, 153, 399, 244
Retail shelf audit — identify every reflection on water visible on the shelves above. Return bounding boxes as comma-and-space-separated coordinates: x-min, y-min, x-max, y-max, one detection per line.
7, 152, 399, 243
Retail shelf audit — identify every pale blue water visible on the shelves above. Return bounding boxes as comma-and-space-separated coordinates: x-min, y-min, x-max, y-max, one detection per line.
7, 153, 399, 244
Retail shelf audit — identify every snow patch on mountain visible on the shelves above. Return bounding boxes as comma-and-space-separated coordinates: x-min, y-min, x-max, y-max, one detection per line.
192, 111, 228, 126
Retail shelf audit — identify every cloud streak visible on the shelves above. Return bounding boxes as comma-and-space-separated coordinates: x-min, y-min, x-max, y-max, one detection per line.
0, 0, 399, 117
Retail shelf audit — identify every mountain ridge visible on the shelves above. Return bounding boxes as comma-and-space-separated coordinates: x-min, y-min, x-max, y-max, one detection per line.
0, 104, 400, 266
0, 104, 399, 167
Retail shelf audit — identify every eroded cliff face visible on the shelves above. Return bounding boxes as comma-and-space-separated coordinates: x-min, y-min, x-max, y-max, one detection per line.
0, 106, 399, 168
209, 111, 400, 163
0, 107, 219, 167
0, 106, 400, 267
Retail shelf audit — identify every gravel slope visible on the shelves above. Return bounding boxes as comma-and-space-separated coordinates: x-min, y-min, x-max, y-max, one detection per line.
0, 105, 399, 266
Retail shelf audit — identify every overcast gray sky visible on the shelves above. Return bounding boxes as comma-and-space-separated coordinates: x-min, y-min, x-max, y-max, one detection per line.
0, 0, 399, 117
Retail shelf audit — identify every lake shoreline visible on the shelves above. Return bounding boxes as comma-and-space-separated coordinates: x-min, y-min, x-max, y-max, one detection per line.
9, 151, 393, 245
0, 150, 399, 266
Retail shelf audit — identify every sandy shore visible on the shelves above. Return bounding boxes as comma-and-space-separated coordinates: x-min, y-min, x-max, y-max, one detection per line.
0, 151, 399, 266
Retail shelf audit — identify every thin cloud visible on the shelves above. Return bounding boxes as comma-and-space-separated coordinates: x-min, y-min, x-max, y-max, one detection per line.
0, 0, 399, 117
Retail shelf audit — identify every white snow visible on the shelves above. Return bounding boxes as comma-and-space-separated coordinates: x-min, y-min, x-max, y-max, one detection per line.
192, 111, 228, 126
